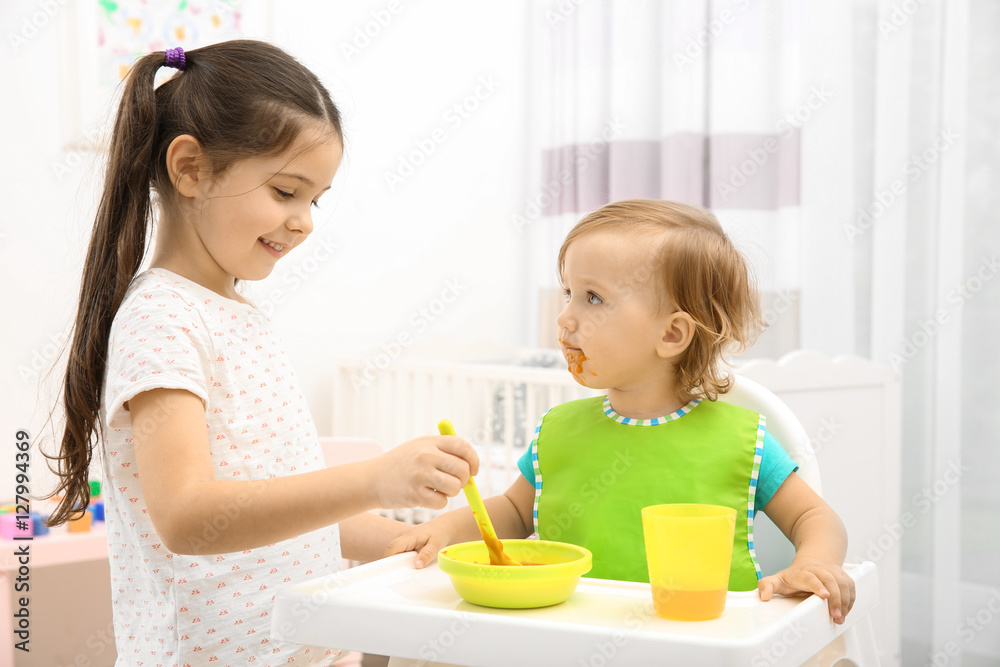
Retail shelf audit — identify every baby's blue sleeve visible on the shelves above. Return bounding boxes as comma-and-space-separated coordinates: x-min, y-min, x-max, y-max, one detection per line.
516, 445, 534, 483
755, 430, 799, 510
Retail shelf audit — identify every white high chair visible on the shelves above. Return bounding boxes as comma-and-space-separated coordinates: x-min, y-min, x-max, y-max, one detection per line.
718, 375, 880, 667
293, 385, 879, 667
717, 374, 821, 577
318, 437, 385, 667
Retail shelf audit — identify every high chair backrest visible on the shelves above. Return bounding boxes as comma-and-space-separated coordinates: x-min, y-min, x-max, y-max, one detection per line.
716, 374, 821, 576
717, 375, 822, 495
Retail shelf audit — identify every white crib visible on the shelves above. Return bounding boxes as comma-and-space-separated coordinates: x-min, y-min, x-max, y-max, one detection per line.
328, 350, 901, 667
332, 355, 601, 497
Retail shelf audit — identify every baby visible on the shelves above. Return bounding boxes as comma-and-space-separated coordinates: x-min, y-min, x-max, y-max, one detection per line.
386, 199, 855, 623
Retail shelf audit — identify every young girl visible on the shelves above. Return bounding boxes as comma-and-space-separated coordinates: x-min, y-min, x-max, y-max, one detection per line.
45, 40, 478, 665
386, 199, 856, 624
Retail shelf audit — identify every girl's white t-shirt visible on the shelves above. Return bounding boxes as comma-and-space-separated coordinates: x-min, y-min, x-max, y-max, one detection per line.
100, 268, 342, 666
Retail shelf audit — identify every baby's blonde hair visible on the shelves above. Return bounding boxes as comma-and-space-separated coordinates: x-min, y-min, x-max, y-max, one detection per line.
558, 199, 765, 401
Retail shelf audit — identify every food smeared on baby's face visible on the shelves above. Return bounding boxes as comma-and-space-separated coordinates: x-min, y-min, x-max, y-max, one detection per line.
559, 339, 596, 382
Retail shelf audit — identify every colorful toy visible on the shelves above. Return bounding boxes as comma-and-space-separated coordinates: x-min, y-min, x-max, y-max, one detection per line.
29, 513, 49, 536
91, 501, 105, 522
0, 513, 34, 539
68, 510, 93, 533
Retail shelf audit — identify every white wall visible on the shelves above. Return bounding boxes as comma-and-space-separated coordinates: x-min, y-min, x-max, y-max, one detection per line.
1, 0, 532, 499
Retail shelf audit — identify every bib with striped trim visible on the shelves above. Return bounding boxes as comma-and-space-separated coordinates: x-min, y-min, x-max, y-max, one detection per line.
530, 396, 764, 590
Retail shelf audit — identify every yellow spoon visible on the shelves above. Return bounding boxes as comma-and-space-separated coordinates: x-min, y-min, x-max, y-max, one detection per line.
438, 419, 521, 566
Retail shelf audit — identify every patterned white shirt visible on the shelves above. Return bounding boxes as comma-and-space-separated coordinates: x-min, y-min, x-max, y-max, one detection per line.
101, 268, 341, 666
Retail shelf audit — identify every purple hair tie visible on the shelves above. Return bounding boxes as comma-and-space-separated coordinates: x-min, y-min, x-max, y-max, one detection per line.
164, 47, 186, 71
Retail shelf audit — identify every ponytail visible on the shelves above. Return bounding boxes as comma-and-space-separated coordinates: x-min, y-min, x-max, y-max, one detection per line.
44, 52, 166, 526
44, 40, 343, 526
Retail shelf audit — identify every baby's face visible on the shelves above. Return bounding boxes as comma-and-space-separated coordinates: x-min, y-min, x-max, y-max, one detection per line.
556, 230, 672, 391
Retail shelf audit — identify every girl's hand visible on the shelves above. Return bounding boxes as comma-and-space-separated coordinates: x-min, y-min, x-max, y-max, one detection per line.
368, 435, 479, 510
758, 560, 856, 624
383, 520, 451, 568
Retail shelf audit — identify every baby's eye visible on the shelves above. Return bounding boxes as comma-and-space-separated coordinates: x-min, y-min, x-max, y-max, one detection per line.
587, 292, 603, 305
311, 201, 321, 209
562, 288, 571, 301
274, 188, 294, 199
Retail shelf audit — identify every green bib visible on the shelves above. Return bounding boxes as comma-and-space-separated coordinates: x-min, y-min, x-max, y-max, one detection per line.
532, 396, 763, 591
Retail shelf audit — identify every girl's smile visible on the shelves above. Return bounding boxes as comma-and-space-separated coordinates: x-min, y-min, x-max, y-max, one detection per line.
259, 236, 287, 258
151, 125, 343, 301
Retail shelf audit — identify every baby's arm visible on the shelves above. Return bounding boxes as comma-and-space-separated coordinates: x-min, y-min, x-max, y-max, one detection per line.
758, 472, 856, 624
129, 388, 478, 555
383, 475, 535, 567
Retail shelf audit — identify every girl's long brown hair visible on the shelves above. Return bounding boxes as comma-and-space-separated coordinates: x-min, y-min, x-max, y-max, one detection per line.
45, 40, 342, 526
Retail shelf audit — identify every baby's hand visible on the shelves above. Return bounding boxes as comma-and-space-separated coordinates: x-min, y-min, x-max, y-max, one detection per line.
758, 560, 856, 624
384, 520, 451, 569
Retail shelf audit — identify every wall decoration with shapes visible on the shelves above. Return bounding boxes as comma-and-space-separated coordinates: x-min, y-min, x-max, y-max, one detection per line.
60, 0, 270, 151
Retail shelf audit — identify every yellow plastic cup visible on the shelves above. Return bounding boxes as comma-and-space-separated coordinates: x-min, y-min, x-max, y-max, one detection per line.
641, 503, 736, 621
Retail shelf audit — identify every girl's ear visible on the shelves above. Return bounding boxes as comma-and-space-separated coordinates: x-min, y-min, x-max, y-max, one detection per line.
165, 134, 206, 198
655, 311, 696, 359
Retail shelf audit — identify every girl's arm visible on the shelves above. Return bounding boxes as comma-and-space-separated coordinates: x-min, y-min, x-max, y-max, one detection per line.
383, 474, 536, 567
339, 513, 411, 563
758, 472, 856, 624
130, 388, 478, 556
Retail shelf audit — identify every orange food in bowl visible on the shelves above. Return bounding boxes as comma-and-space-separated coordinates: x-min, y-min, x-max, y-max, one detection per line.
437, 539, 592, 608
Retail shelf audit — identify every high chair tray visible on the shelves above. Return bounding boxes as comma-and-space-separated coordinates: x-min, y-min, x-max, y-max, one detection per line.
272, 554, 880, 667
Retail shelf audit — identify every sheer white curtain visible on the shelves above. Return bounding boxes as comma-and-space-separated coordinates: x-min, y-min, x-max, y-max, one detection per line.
521, 0, 816, 353
856, 1, 999, 665
521, 1, 999, 665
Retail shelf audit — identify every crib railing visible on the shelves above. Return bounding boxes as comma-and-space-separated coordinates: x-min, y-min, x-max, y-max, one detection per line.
331, 357, 598, 498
